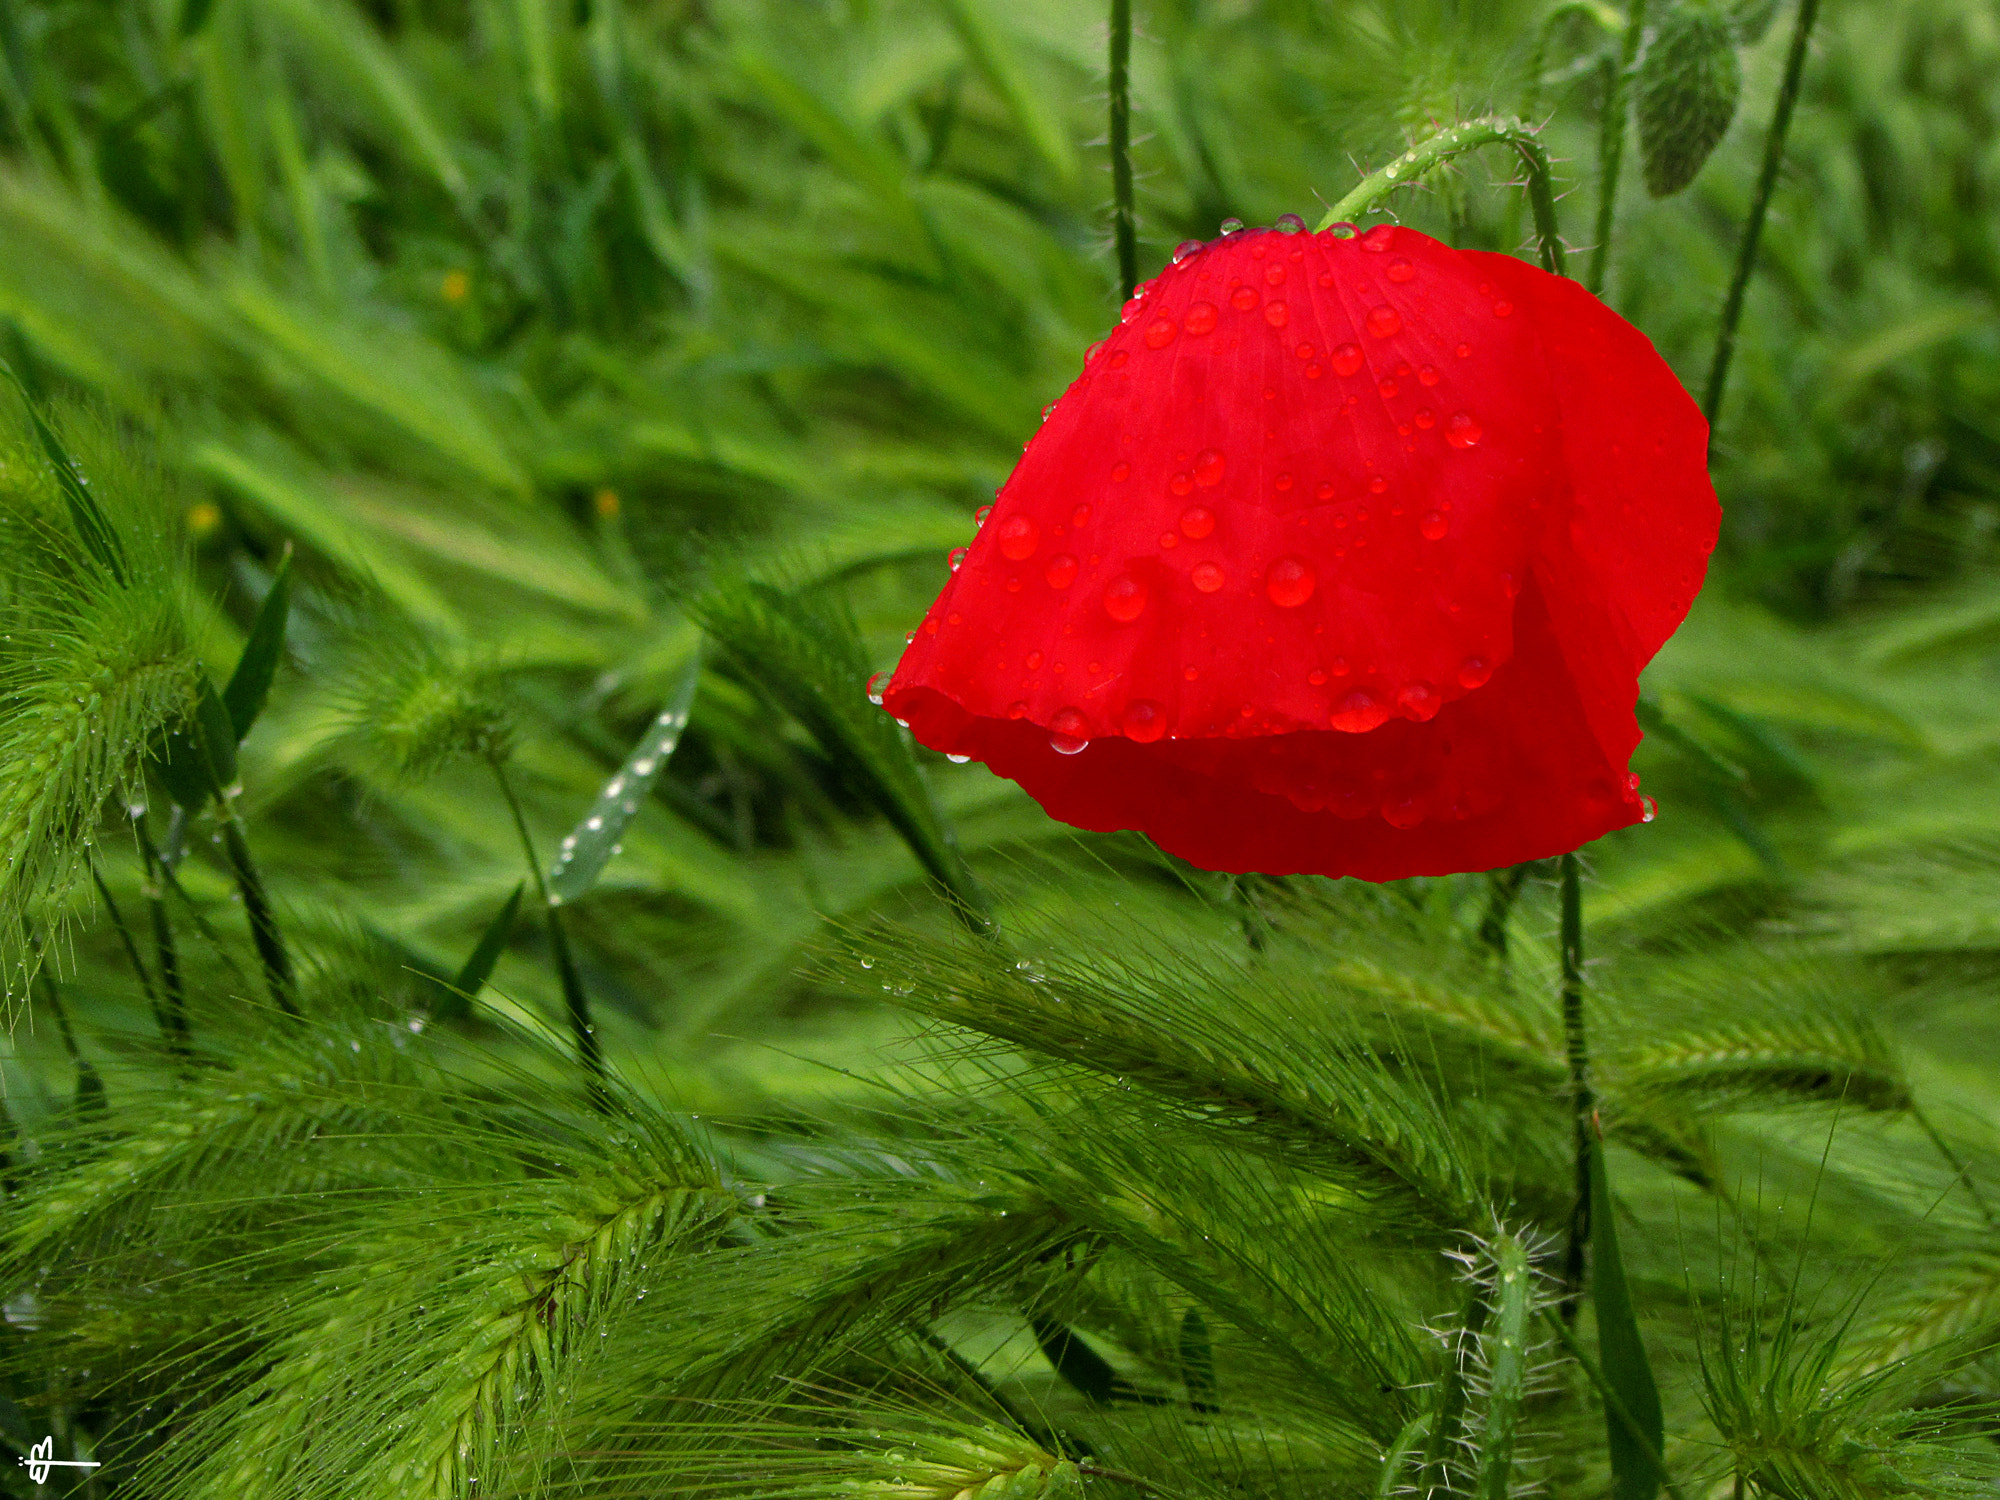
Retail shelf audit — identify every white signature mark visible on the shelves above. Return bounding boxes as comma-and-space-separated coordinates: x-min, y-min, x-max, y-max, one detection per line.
21, 1437, 102, 1484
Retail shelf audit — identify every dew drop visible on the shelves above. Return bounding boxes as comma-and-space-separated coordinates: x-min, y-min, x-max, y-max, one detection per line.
1275, 472, 1294, 492
1418, 364, 1440, 387
1109, 461, 1129, 483
1305, 362, 1323, 379
1275, 212, 1306, 233
1144, 317, 1178, 349
1192, 449, 1225, 487
1446, 411, 1483, 449
1179, 505, 1216, 539
1184, 301, 1219, 335
1169, 471, 1194, 496
1381, 794, 1425, 829
1122, 699, 1167, 743
1492, 299, 1514, 317
1191, 561, 1226, 593
946, 753, 971, 764
1365, 305, 1402, 338
1330, 690, 1389, 732
1315, 481, 1336, 501
1386, 257, 1415, 283
1229, 286, 1260, 312
1641, 794, 1658, 823
976, 503, 993, 524
1307, 669, 1328, 686
1294, 342, 1313, 360
866, 672, 888, 705
1108, 349, 1129, 368
1218, 217, 1245, 234
997, 515, 1039, 559
1265, 556, 1316, 608
1332, 343, 1364, 376
1173, 239, 1205, 262
1457, 656, 1492, 689
1360, 224, 1392, 252
1263, 301, 1289, 328
1420, 510, 1447, 541
1049, 708, 1090, 754
1368, 476, 1387, 494
1501, 570, 1519, 599
1006, 700, 1028, 719
1414, 408, 1436, 429
1104, 575, 1149, 622
1045, 553, 1078, 588
1026, 650, 1044, 669
947, 547, 967, 571
1378, 377, 1399, 398
1159, 531, 1178, 549
1397, 682, 1441, 721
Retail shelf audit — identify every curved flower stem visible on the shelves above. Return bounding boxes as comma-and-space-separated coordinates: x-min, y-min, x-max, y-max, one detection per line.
1584, 0, 1648, 295
1108, 0, 1138, 300
491, 757, 608, 1110
1558, 850, 1594, 1318
1315, 116, 1567, 277
1702, 0, 1822, 430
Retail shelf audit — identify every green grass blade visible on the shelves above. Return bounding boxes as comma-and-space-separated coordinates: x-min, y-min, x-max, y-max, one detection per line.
1589, 1134, 1664, 1500
549, 648, 701, 905
222, 545, 292, 742
433, 881, 524, 1019
936, 0, 1075, 182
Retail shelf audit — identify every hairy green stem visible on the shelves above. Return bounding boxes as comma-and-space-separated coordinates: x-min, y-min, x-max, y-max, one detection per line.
1585, 0, 1648, 295
491, 758, 607, 1105
1559, 852, 1593, 1317
1702, 0, 1822, 428
1478, 863, 1533, 959
1108, 0, 1137, 300
1315, 116, 1566, 276
135, 815, 192, 1072
220, 808, 297, 1017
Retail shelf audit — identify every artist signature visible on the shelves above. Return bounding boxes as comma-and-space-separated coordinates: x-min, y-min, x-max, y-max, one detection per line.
20, 1437, 101, 1485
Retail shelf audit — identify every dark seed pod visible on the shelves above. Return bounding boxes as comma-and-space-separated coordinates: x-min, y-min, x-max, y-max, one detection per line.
1636, 1, 1743, 198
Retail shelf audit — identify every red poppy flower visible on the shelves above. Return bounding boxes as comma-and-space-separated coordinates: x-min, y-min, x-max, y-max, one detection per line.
880, 222, 1719, 880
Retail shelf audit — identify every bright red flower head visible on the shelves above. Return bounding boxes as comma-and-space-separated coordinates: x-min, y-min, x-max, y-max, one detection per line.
881, 222, 1720, 880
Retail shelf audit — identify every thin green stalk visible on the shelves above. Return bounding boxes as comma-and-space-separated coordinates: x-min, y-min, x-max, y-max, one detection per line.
1912, 1103, 1996, 1228
1536, 1307, 1690, 1500
1478, 863, 1533, 959
491, 757, 607, 1104
1108, 0, 1137, 300
1702, 0, 1822, 428
90, 862, 172, 1051
31, 934, 104, 1113
219, 808, 296, 1017
1585, 0, 1648, 295
134, 813, 192, 1071
1559, 851, 1592, 1317
1316, 116, 1566, 276
1422, 1284, 1490, 1495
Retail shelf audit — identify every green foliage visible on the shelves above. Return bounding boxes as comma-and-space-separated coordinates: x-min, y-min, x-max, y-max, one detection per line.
0, 2, 1997, 1498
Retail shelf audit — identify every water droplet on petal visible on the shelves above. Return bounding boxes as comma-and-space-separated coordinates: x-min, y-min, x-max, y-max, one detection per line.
1122, 699, 1167, 742
1418, 364, 1439, 387
1219, 217, 1245, 234
1179, 506, 1215, 539
1360, 224, 1392, 252
1144, 317, 1178, 349
1420, 510, 1447, 540
948, 547, 967, 571
1264, 301, 1289, 328
1386, 257, 1415, 283
1191, 561, 1225, 593
1026, 651, 1044, 669
1073, 505, 1094, 528
946, 753, 971, 764
1169, 471, 1193, 496
1184, 301, 1219, 335
1006, 700, 1028, 719
1641, 794, 1658, 823
1492, 299, 1513, 317
1457, 656, 1492, 689
1109, 461, 1129, 483
1104, 575, 1149, 622
1397, 682, 1441, 721
1455, 342, 1472, 358
997, 515, 1039, 559
1365, 305, 1402, 338
1501, 571, 1519, 599
1332, 343, 1364, 376
1045, 553, 1078, 588
1330, 690, 1389, 732
976, 504, 993, 524
1265, 264, 1286, 287
1274, 212, 1306, 233
1274, 472, 1294, 492
1229, 286, 1259, 312
1108, 350, 1129, 368
1265, 556, 1316, 608
1381, 794, 1425, 829
1446, 411, 1483, 448
1049, 707, 1090, 754
1173, 239, 1205, 262
1378, 377, 1399, 398
1192, 449, 1225, 487
866, 672, 888, 705
1368, 476, 1387, 494
1414, 408, 1435, 429
1307, 669, 1328, 686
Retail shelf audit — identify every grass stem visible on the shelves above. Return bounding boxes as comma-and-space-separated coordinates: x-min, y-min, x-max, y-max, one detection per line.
1559, 851, 1593, 1317
220, 808, 296, 1017
1702, 0, 1822, 430
1108, 0, 1137, 300
1585, 0, 1648, 295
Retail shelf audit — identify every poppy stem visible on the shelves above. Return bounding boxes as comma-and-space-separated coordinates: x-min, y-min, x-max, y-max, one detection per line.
1702, 0, 1822, 432
1558, 850, 1594, 1318
1315, 117, 1566, 278
1584, 0, 1647, 296
1108, 0, 1138, 301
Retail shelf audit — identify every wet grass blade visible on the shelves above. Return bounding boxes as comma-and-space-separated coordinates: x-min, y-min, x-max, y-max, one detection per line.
549, 648, 701, 905
1590, 1134, 1664, 1500
2, 363, 128, 586
222, 545, 292, 741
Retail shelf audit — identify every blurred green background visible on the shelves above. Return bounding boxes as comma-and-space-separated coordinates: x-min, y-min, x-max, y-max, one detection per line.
2, 0, 1999, 1121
